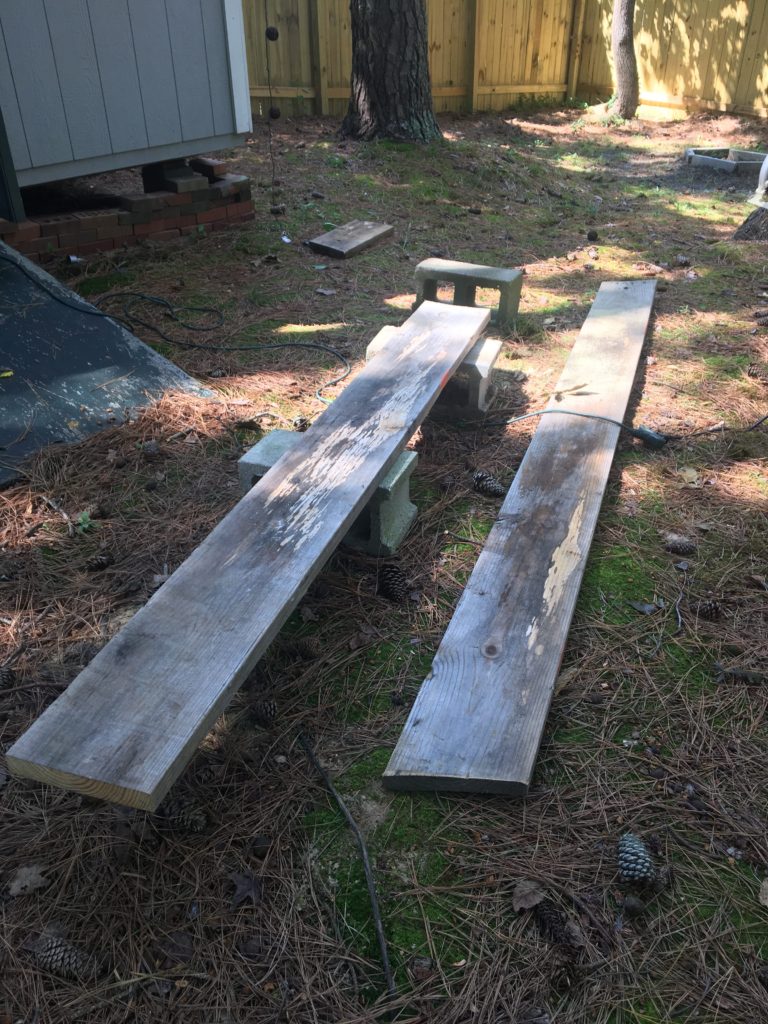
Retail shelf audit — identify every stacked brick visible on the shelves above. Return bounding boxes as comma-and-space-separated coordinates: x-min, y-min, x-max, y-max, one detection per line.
0, 158, 254, 262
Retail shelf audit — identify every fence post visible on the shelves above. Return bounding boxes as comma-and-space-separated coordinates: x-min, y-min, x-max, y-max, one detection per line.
309, 0, 329, 115
567, 0, 587, 100
469, 0, 483, 112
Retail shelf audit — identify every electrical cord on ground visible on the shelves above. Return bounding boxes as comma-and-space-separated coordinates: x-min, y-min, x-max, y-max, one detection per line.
0, 251, 350, 404
482, 406, 768, 449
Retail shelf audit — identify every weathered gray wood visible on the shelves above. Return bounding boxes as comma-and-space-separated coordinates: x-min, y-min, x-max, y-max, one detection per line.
167, 0, 214, 141
308, 220, 394, 258
127, 0, 182, 147
87, 0, 149, 154
7, 301, 489, 810
45, 0, 111, 161
0, 0, 72, 167
200, 0, 235, 136
383, 280, 657, 795
0, 27, 31, 171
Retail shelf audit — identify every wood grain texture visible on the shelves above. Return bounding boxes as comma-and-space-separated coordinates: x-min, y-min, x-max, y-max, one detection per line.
308, 220, 393, 258
7, 301, 489, 810
383, 280, 656, 795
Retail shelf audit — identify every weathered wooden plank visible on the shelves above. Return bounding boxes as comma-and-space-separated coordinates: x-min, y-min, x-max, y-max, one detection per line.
308, 220, 393, 258
44, 0, 111, 161
166, 0, 214, 141
87, 0, 149, 154
127, 0, 182, 147
7, 301, 489, 810
383, 280, 656, 795
0, 0, 72, 167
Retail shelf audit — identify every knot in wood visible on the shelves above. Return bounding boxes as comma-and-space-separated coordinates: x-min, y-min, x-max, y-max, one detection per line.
482, 641, 501, 659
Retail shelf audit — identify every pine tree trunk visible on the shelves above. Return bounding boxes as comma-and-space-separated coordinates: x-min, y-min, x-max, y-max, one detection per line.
611, 0, 639, 119
341, 0, 441, 142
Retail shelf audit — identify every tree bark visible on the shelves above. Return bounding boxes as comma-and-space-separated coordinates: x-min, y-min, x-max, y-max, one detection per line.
611, 0, 639, 119
341, 0, 441, 142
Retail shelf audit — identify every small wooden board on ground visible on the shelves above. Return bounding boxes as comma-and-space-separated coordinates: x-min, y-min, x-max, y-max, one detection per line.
308, 220, 393, 258
383, 279, 657, 796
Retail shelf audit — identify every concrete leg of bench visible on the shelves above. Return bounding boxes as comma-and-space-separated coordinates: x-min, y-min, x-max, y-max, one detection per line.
344, 451, 419, 557
238, 432, 418, 556
367, 327, 502, 417
412, 258, 523, 327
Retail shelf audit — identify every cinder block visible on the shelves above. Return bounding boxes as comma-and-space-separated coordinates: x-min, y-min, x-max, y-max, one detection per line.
189, 156, 229, 180
413, 258, 523, 327
366, 325, 502, 416
239, 431, 419, 556
209, 174, 251, 199
120, 192, 171, 213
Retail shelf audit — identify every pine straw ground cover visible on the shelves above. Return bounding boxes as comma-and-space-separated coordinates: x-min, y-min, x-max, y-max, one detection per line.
2, 107, 768, 1023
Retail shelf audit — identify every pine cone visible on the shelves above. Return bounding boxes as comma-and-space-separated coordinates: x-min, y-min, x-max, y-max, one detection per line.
617, 832, 656, 884
694, 598, 722, 621
251, 699, 277, 729
534, 899, 569, 944
80, 501, 110, 520
747, 362, 768, 384
377, 565, 408, 602
472, 469, 506, 497
665, 535, 697, 556
282, 636, 322, 661
84, 552, 113, 572
0, 664, 15, 687
155, 794, 208, 833
30, 933, 99, 979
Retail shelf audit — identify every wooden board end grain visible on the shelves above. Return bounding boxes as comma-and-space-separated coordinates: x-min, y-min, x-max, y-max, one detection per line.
383, 280, 657, 796
308, 220, 393, 258
7, 301, 489, 810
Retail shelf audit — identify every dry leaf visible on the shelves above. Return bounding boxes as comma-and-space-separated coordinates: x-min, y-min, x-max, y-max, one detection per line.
512, 878, 546, 911
759, 878, 768, 908
160, 930, 194, 966
229, 871, 264, 909
555, 665, 579, 695
563, 919, 587, 948
8, 864, 48, 897
676, 467, 701, 486
299, 606, 319, 623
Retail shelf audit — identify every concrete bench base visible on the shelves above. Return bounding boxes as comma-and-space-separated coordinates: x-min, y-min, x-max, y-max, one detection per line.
367, 326, 502, 416
413, 258, 523, 326
238, 430, 418, 557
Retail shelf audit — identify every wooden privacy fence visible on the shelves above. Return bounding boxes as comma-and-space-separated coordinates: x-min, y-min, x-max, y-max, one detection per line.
245, 0, 574, 116
244, 0, 768, 119
577, 0, 768, 116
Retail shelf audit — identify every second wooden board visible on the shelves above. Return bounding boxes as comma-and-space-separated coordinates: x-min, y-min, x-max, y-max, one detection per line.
383, 280, 657, 795
308, 220, 393, 258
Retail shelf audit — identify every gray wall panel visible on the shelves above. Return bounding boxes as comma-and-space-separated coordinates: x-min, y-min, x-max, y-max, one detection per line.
201, 0, 236, 135
0, 0, 72, 166
127, 0, 182, 147
45, 0, 111, 160
87, 0, 149, 155
0, 26, 30, 171
167, 0, 214, 141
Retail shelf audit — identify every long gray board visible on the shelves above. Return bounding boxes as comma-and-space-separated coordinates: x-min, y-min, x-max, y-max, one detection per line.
7, 301, 489, 809
383, 280, 656, 795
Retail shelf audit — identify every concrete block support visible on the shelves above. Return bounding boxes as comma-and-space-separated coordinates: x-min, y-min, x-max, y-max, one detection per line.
238, 431, 418, 556
412, 257, 523, 326
367, 327, 502, 416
